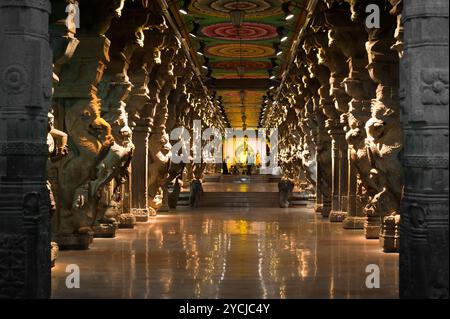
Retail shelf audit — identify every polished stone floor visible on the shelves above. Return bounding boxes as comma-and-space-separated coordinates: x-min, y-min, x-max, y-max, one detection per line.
203, 182, 279, 192
51, 206, 399, 299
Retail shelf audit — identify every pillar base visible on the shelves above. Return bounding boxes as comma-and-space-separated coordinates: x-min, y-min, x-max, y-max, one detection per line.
93, 223, 118, 238
364, 216, 381, 239
380, 215, 400, 253
54, 233, 93, 251
342, 216, 365, 229
329, 210, 348, 222
149, 207, 157, 217
314, 203, 323, 213
131, 209, 149, 222
321, 205, 332, 218
51, 242, 59, 268
118, 213, 136, 229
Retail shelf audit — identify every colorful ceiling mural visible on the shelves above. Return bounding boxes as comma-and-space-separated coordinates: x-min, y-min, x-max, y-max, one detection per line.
201, 22, 278, 41
176, 0, 305, 128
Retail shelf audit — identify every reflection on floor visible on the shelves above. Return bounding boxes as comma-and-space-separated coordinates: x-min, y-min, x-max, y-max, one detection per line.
202, 182, 279, 192
51, 206, 399, 299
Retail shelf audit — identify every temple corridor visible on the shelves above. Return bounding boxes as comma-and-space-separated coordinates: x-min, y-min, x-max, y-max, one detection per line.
0, 0, 447, 300
52, 205, 399, 299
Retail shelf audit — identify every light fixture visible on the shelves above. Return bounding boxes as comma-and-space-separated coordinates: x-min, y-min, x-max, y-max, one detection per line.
273, 43, 282, 56
269, 85, 275, 90
202, 65, 208, 70
197, 42, 205, 56
179, 0, 191, 15
239, 90, 245, 104
282, 2, 294, 21
189, 21, 200, 38
237, 65, 245, 77
230, 9, 245, 28
277, 27, 288, 42
270, 75, 276, 80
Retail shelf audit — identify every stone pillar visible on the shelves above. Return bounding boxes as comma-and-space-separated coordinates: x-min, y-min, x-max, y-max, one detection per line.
400, 0, 449, 298
96, 1, 152, 228
128, 24, 167, 221
49, 1, 80, 266
0, 0, 52, 298
327, 2, 377, 229
316, 15, 351, 223
52, 0, 129, 245
302, 36, 335, 218
148, 34, 180, 213
364, 2, 403, 248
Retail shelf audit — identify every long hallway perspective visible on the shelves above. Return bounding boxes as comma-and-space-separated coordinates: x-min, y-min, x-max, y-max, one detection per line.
52, 205, 398, 299
0, 0, 447, 300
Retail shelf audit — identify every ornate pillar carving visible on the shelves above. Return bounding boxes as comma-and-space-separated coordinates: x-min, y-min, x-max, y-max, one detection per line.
312, 10, 352, 223
96, 1, 157, 228
328, 1, 377, 229
363, 1, 403, 250
302, 36, 334, 217
400, 0, 448, 298
128, 20, 167, 221
51, 0, 128, 246
148, 34, 180, 213
167, 60, 193, 209
0, 0, 52, 298
49, 0, 81, 267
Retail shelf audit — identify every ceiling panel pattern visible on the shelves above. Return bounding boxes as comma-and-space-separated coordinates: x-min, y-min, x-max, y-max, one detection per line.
177, 0, 304, 128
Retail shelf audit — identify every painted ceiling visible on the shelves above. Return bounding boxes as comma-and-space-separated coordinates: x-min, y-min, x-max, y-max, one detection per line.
176, 0, 305, 128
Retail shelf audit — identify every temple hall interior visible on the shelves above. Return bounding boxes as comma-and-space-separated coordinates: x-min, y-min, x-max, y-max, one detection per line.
0, 0, 448, 299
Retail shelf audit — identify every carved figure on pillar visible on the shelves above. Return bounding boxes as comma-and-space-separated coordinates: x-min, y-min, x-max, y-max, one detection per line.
363, 0, 404, 250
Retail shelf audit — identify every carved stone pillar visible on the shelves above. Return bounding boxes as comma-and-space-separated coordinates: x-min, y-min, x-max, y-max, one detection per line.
49, 1, 80, 266
128, 24, 167, 221
315, 15, 351, 223
364, 2, 403, 249
303, 38, 334, 217
52, 1, 128, 246
96, 1, 153, 228
400, 0, 448, 298
0, 0, 52, 298
148, 35, 180, 213
327, 2, 377, 229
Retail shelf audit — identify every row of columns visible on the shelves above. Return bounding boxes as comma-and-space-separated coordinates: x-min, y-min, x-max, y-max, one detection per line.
265, 0, 404, 253
47, 0, 224, 251
0, 0, 447, 299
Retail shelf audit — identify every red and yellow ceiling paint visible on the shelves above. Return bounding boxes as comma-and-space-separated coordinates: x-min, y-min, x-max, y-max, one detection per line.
177, 0, 304, 128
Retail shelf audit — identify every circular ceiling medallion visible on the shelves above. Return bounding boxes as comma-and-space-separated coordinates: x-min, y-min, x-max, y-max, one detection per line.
191, 0, 282, 18
202, 22, 277, 41
206, 43, 275, 58
210, 60, 272, 70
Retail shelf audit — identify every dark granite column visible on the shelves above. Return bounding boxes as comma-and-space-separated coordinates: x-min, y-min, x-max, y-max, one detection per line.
400, 0, 449, 299
0, 0, 52, 298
